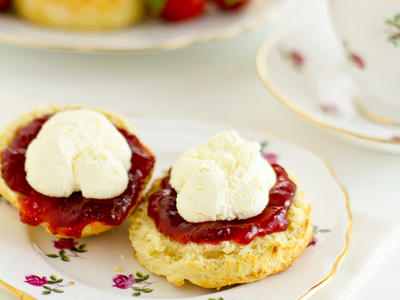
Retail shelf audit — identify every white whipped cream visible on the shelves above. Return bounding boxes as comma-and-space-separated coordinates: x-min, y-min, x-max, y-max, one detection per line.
170, 130, 276, 223
25, 109, 132, 199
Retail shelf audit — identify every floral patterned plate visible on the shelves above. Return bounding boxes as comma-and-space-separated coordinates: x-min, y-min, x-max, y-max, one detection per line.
0, 118, 352, 300
0, 0, 294, 53
256, 0, 400, 154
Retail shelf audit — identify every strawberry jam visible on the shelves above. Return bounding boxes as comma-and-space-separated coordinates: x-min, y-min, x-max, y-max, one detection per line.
1, 115, 155, 237
148, 164, 296, 245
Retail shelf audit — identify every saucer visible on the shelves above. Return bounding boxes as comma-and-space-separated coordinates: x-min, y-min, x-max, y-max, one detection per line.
256, 0, 400, 154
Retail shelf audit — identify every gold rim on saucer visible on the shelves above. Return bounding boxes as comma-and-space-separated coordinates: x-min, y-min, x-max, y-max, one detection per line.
355, 100, 400, 127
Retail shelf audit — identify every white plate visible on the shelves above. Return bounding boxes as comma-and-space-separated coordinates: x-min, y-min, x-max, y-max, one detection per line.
0, 0, 293, 53
256, 0, 400, 154
0, 118, 352, 300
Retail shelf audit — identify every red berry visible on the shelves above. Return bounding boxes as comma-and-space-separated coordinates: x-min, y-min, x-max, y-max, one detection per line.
0, 0, 11, 11
215, 0, 250, 10
159, 0, 205, 21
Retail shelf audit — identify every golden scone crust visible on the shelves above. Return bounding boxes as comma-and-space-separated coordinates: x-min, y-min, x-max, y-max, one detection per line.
14, 0, 144, 30
0, 104, 154, 238
129, 176, 313, 289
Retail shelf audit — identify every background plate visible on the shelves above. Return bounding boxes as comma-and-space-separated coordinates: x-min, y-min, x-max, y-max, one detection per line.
0, 0, 292, 52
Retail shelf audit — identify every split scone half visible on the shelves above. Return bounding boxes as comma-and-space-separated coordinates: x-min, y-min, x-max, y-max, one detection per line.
13, 0, 144, 30
0, 105, 155, 238
129, 129, 313, 289
129, 176, 312, 289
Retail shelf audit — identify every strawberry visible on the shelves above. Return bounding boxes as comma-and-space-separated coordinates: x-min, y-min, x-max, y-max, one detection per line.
146, 0, 205, 22
0, 0, 11, 11
214, 0, 250, 10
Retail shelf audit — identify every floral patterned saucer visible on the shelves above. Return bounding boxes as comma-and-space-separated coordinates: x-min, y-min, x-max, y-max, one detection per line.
0, 119, 352, 300
256, 0, 400, 154
0, 0, 294, 53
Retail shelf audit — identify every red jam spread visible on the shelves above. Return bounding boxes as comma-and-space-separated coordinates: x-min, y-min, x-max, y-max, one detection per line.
148, 164, 296, 245
1, 115, 155, 237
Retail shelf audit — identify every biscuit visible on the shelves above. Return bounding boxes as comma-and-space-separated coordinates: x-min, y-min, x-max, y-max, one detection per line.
0, 105, 154, 238
14, 0, 144, 30
129, 176, 313, 289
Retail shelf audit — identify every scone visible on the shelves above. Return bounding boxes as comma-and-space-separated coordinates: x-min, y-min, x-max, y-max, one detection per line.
129, 130, 313, 289
0, 105, 155, 238
13, 0, 144, 30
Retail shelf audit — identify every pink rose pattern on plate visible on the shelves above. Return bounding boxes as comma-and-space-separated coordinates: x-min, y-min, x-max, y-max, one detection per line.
308, 225, 331, 247
280, 48, 305, 71
112, 272, 154, 297
320, 103, 339, 115
349, 53, 365, 69
391, 135, 400, 143
385, 13, 400, 46
259, 141, 278, 164
54, 238, 78, 250
343, 41, 365, 69
46, 238, 87, 262
25, 275, 47, 287
113, 274, 135, 289
25, 274, 73, 295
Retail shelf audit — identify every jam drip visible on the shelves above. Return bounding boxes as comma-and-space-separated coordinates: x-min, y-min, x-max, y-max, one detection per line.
148, 164, 296, 245
1, 115, 155, 237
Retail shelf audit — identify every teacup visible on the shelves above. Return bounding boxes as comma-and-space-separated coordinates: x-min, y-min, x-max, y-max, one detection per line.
328, 0, 400, 125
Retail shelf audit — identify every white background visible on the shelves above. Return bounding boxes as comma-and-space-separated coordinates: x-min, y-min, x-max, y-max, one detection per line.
0, 0, 400, 299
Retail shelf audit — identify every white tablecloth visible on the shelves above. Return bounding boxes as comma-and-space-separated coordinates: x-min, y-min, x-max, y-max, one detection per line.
0, 0, 399, 298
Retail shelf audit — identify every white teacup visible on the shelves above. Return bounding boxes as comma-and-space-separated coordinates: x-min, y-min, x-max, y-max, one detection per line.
328, 0, 400, 125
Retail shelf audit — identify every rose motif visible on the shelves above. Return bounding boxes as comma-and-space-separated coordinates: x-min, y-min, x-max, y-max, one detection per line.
349, 53, 365, 69
24, 275, 47, 286
47, 239, 87, 261
391, 135, 400, 142
280, 49, 305, 70
112, 274, 135, 289
320, 103, 338, 114
24, 274, 73, 294
308, 236, 318, 247
54, 238, 78, 250
290, 51, 304, 67
263, 153, 278, 164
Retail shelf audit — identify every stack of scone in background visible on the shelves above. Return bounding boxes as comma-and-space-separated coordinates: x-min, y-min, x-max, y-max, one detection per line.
13, 0, 144, 30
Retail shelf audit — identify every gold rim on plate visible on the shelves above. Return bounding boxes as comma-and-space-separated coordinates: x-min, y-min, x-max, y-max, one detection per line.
0, 125, 353, 300
297, 157, 352, 299
0, 279, 35, 300
256, 24, 400, 146
0, 0, 294, 53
